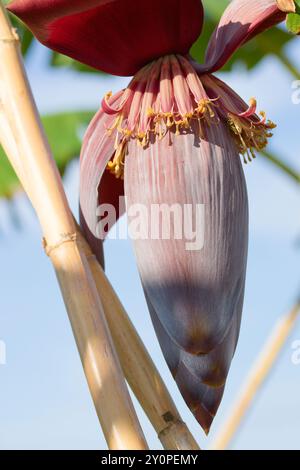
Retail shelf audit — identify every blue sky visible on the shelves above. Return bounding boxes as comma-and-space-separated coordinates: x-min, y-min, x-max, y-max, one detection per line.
0, 37, 299, 450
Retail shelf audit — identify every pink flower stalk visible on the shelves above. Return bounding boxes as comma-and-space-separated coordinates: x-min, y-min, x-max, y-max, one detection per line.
8, 0, 295, 433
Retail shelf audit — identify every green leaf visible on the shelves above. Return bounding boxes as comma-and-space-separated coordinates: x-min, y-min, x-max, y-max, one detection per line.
50, 51, 105, 74
20, 26, 34, 56
43, 111, 95, 171
261, 150, 300, 184
287, 1, 300, 34
0, 149, 20, 198
0, 111, 95, 198
202, 0, 229, 19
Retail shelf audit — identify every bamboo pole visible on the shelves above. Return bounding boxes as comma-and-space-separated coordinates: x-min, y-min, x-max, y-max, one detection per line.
0, 117, 201, 454
77, 228, 200, 450
0, 2, 200, 451
0, 95, 200, 452
0, 2, 147, 450
210, 302, 300, 450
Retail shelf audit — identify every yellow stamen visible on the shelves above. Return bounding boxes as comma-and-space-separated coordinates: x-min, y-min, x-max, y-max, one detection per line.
228, 112, 276, 163
107, 138, 128, 179
103, 69, 275, 178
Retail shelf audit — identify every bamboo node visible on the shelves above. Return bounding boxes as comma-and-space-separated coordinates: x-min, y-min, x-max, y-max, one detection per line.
0, 28, 20, 43
158, 417, 184, 438
42, 232, 78, 256
162, 411, 176, 423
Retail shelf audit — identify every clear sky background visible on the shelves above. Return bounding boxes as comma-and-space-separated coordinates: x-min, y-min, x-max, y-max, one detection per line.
0, 37, 299, 450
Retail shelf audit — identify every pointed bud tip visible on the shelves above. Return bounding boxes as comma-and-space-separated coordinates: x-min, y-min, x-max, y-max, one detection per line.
194, 405, 215, 435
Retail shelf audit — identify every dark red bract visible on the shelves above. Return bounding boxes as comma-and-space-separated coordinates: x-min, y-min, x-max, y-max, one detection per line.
8, 0, 204, 76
